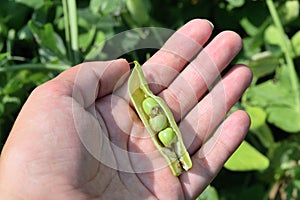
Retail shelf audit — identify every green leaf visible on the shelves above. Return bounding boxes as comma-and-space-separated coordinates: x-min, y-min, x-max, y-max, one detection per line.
294, 180, 300, 190
90, 0, 124, 16
126, 0, 150, 25
246, 80, 294, 108
0, 53, 8, 61
264, 25, 286, 49
264, 25, 294, 58
121, 31, 141, 51
269, 141, 300, 182
2, 95, 21, 114
291, 31, 300, 57
2, 95, 20, 104
246, 106, 274, 148
79, 26, 96, 52
267, 106, 300, 133
285, 180, 300, 200
241, 37, 263, 59
17, 24, 33, 40
247, 63, 300, 133
13, 0, 44, 9
226, 0, 245, 8
28, 20, 67, 62
247, 51, 278, 79
246, 106, 267, 130
281, 0, 299, 23
240, 17, 258, 36
89, 0, 102, 14
224, 141, 270, 171
84, 31, 106, 60
196, 185, 219, 200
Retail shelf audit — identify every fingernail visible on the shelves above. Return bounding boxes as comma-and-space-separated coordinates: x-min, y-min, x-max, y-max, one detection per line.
205, 19, 214, 29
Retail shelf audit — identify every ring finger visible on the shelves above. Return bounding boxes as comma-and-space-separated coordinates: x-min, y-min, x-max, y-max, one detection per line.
180, 64, 252, 155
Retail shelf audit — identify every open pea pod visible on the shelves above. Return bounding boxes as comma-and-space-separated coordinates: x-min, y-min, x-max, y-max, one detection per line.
128, 61, 192, 176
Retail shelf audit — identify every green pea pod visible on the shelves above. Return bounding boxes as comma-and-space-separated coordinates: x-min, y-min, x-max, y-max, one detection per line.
128, 61, 192, 176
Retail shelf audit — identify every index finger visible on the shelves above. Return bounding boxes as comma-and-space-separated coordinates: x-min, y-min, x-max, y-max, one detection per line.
143, 19, 214, 94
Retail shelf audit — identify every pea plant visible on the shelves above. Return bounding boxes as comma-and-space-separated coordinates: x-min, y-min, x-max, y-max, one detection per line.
214, 0, 300, 199
0, 0, 299, 199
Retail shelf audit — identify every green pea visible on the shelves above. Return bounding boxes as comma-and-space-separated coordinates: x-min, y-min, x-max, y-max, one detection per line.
142, 97, 159, 116
158, 127, 176, 147
149, 114, 168, 132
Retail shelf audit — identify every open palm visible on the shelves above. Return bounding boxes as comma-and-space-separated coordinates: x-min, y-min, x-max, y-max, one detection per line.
0, 19, 252, 200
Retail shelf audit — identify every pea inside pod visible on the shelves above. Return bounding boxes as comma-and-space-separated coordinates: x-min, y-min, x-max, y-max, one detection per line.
142, 97, 159, 116
158, 127, 176, 147
149, 114, 168, 132
128, 61, 192, 176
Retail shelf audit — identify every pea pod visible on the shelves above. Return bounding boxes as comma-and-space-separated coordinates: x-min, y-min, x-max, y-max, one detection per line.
128, 61, 192, 176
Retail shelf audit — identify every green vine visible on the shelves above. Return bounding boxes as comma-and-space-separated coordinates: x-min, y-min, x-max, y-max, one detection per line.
0, 63, 70, 72
62, 0, 80, 65
266, 0, 300, 111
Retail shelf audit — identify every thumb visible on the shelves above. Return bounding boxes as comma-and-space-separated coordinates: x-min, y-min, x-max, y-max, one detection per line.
54, 59, 130, 108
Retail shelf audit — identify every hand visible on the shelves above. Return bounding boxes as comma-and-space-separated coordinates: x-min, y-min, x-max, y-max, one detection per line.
0, 19, 252, 200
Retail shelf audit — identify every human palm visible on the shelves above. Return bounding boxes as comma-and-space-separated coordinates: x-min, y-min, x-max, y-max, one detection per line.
0, 19, 252, 200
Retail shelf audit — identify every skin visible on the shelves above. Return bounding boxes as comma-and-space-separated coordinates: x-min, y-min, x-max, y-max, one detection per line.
0, 19, 252, 200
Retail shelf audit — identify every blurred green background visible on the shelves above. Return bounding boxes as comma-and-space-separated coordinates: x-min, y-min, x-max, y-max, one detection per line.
0, 0, 299, 199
